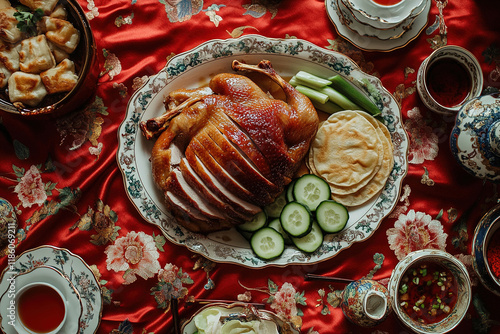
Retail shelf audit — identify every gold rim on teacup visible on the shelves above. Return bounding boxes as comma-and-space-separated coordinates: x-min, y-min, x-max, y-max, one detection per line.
416, 45, 484, 115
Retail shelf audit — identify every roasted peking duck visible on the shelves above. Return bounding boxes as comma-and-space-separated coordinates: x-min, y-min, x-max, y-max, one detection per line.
140, 60, 319, 233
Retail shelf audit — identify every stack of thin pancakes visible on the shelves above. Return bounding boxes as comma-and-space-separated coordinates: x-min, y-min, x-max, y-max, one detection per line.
306, 110, 394, 207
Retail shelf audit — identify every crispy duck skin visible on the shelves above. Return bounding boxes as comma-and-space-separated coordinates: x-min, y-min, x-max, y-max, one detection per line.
142, 60, 319, 233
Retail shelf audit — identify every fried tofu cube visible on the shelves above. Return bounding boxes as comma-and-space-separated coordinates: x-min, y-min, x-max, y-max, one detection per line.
8, 71, 47, 107
0, 39, 20, 71
40, 58, 78, 94
19, 0, 58, 15
41, 17, 80, 54
19, 34, 56, 73
0, 7, 23, 43
0, 63, 12, 88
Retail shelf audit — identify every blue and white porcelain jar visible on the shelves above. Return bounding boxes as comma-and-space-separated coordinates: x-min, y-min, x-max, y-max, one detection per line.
450, 93, 500, 182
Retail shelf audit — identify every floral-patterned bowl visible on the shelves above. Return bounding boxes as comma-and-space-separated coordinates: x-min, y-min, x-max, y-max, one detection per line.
341, 0, 425, 29
387, 249, 471, 334
472, 203, 500, 296
416, 45, 483, 116
450, 93, 500, 182
0, 0, 99, 118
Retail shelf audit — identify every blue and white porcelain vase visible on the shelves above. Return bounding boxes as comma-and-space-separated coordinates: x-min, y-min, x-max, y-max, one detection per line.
450, 93, 500, 182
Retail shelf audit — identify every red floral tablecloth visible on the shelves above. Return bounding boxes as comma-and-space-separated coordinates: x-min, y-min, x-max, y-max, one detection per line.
1, 0, 500, 333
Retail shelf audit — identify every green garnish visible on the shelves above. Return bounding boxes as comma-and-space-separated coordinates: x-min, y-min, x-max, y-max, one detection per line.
13, 6, 44, 37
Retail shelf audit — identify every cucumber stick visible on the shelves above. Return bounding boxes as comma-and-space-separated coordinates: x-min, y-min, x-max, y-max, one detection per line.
328, 75, 381, 116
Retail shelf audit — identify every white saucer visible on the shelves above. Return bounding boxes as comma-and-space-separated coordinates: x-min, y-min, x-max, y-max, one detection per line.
338, 0, 427, 40
0, 246, 103, 333
0, 265, 83, 334
326, 0, 431, 51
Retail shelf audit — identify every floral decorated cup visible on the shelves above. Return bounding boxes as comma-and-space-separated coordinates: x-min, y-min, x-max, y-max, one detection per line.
450, 93, 500, 182
472, 203, 500, 296
388, 249, 471, 334
341, 0, 425, 29
417, 45, 483, 115
340, 279, 391, 327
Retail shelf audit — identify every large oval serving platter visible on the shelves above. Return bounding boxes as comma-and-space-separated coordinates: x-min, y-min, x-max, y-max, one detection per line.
117, 35, 409, 268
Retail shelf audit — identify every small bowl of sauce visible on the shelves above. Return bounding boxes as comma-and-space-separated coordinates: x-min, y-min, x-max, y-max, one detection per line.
388, 249, 472, 334
417, 45, 483, 115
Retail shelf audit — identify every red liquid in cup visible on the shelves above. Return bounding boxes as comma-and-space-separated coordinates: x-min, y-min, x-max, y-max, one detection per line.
18, 285, 65, 333
426, 58, 472, 108
372, 0, 403, 5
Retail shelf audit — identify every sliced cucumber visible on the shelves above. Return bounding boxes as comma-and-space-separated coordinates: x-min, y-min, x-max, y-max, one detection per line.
264, 192, 287, 218
286, 180, 296, 202
250, 227, 285, 260
280, 202, 312, 237
293, 174, 331, 211
237, 210, 267, 233
268, 218, 293, 245
291, 221, 323, 253
316, 200, 349, 233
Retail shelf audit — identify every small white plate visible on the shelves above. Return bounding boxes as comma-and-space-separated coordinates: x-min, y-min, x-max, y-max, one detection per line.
338, 0, 427, 40
0, 265, 83, 334
326, 0, 431, 52
0, 246, 103, 334
181, 303, 300, 334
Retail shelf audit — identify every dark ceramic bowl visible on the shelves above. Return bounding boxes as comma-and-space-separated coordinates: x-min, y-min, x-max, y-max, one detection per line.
0, 0, 98, 118
472, 203, 500, 296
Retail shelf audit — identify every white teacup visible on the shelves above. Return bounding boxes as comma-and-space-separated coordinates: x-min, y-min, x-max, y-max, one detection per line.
417, 45, 484, 115
15, 282, 67, 334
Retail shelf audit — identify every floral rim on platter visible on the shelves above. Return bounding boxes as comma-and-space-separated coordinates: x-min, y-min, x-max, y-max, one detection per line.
117, 35, 409, 268
0, 245, 103, 334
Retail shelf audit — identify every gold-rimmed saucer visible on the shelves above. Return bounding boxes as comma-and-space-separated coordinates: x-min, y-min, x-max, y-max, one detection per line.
0, 265, 83, 334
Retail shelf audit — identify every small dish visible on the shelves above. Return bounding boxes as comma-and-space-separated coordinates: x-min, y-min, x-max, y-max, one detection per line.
472, 203, 500, 296
342, 0, 425, 29
326, 0, 431, 52
181, 302, 300, 333
388, 249, 472, 334
0, 245, 103, 333
417, 45, 483, 115
450, 93, 500, 182
0, 265, 83, 334
337, 0, 423, 41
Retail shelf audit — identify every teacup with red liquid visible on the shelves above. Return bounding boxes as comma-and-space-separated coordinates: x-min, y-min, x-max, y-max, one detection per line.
15, 282, 67, 334
417, 45, 484, 115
